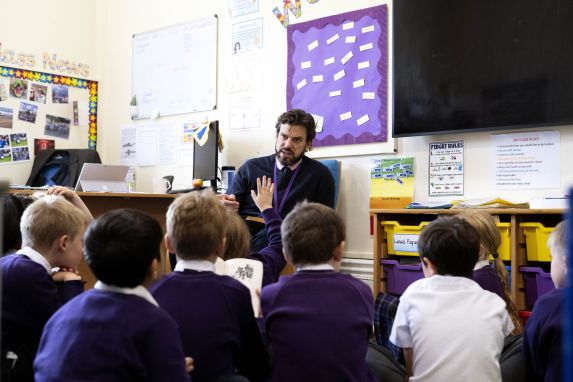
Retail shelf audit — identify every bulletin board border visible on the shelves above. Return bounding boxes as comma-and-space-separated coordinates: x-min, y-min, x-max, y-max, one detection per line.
0, 65, 98, 149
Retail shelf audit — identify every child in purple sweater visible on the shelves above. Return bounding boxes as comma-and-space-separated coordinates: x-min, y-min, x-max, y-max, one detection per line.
261, 202, 377, 382
34, 209, 192, 381
523, 220, 568, 382
151, 190, 268, 382
1, 190, 89, 381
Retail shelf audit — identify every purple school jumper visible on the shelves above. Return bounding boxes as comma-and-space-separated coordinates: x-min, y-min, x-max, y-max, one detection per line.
261, 270, 377, 382
151, 271, 268, 382
523, 287, 565, 382
1, 253, 83, 380
34, 289, 191, 382
473, 265, 505, 300
249, 207, 285, 287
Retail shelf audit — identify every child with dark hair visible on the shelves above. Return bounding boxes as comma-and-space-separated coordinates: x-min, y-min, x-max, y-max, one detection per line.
459, 211, 523, 334
1, 191, 89, 381
1, 193, 34, 255
523, 220, 568, 382
390, 216, 513, 381
261, 202, 378, 381
34, 209, 192, 381
151, 190, 268, 382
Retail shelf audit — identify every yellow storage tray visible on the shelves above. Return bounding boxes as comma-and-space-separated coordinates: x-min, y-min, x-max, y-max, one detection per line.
520, 222, 555, 262
382, 221, 511, 259
495, 223, 511, 261
381, 221, 430, 256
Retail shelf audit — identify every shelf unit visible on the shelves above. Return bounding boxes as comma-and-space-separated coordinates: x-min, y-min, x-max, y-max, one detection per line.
371, 208, 564, 310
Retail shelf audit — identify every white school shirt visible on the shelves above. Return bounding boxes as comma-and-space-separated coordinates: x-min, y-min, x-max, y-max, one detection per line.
390, 275, 513, 382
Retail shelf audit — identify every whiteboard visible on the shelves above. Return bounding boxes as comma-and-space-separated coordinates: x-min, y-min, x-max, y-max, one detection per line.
132, 16, 218, 119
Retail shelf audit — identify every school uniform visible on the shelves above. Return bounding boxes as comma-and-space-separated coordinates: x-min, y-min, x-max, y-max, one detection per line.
0, 247, 83, 381
261, 265, 376, 382
473, 260, 505, 299
150, 260, 268, 382
248, 207, 285, 287
390, 275, 514, 382
34, 282, 191, 382
522, 287, 564, 382
230, 154, 334, 251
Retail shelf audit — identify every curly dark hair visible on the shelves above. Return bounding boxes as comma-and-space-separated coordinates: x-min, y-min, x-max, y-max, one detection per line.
274, 109, 317, 144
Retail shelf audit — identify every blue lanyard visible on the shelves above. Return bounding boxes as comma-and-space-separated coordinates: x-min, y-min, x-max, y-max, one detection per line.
273, 164, 301, 214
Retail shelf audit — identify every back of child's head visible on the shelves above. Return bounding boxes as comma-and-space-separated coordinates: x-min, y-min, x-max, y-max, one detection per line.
84, 209, 163, 288
459, 210, 523, 333
281, 202, 345, 265
19, 195, 87, 252
166, 190, 227, 260
2, 194, 34, 254
223, 210, 251, 260
548, 220, 568, 288
418, 216, 480, 278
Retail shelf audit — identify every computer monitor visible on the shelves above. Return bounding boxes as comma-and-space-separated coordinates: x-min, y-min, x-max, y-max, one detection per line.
193, 121, 219, 192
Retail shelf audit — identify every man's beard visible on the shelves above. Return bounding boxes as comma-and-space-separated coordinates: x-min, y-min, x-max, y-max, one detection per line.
275, 148, 304, 166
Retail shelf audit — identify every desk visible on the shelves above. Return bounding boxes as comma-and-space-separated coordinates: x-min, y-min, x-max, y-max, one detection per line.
9, 190, 177, 289
371, 208, 564, 309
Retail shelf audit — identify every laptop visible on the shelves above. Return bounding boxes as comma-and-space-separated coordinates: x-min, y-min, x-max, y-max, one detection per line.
74, 163, 130, 192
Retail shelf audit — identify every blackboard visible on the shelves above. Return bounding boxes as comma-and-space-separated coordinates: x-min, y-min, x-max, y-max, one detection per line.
132, 16, 217, 119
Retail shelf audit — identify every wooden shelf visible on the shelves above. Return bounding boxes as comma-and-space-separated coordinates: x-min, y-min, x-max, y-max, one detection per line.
371, 208, 565, 310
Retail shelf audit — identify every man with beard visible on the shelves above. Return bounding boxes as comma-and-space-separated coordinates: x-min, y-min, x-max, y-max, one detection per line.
222, 109, 335, 252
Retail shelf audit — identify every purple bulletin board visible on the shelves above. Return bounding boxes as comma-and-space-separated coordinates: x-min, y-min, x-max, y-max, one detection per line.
287, 5, 387, 148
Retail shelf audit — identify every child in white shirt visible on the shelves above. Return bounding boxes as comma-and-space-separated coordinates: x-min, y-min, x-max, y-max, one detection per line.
390, 216, 513, 382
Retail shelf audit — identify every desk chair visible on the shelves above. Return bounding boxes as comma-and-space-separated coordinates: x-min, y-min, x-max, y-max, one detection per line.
318, 159, 341, 209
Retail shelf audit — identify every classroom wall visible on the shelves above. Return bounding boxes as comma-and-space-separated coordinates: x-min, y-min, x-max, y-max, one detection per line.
0, 0, 99, 184
3, 0, 572, 262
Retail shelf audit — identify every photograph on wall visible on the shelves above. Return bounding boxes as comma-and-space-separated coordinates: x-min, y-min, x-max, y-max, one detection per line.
18, 102, 38, 123
231, 18, 263, 55
0, 134, 9, 148
52, 85, 69, 103
9, 78, 28, 99
429, 140, 464, 196
0, 148, 11, 164
10, 132, 28, 147
287, 5, 387, 148
29, 83, 48, 104
34, 138, 55, 155
0, 81, 8, 101
12, 146, 30, 162
44, 114, 71, 139
0, 106, 13, 129
73, 101, 79, 125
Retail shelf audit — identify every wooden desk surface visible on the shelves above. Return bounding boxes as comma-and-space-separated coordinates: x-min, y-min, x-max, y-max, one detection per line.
9, 190, 178, 289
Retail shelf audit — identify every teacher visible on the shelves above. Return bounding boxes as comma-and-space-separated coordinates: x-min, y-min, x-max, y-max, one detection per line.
223, 109, 335, 252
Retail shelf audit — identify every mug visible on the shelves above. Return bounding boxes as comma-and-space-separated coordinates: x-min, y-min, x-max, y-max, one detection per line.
152, 177, 171, 194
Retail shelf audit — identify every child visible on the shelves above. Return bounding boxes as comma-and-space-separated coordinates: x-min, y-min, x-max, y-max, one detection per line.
523, 220, 567, 382
459, 211, 523, 334
223, 176, 285, 286
150, 190, 268, 382
1, 193, 34, 255
34, 209, 192, 381
261, 202, 377, 381
1, 193, 88, 381
390, 216, 514, 381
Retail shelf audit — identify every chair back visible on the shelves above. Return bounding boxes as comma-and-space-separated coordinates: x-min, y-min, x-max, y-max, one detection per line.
319, 159, 340, 209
